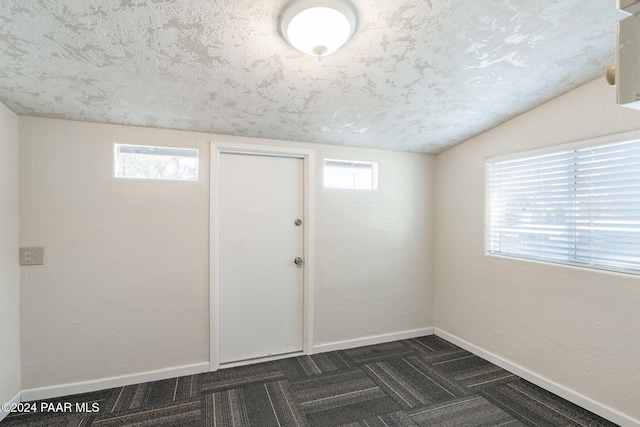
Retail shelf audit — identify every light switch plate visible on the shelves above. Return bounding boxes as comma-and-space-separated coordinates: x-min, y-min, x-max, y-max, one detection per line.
20, 247, 44, 265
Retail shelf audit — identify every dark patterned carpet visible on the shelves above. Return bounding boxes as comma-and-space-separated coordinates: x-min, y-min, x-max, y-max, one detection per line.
3, 336, 618, 426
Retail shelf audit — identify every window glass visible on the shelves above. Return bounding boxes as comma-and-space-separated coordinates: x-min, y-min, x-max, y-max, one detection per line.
485, 139, 640, 274
114, 144, 198, 181
323, 159, 378, 190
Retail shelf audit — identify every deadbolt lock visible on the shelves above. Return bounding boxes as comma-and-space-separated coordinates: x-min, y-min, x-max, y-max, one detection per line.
294, 257, 303, 266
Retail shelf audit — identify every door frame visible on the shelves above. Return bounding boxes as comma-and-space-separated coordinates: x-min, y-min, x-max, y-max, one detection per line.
209, 140, 315, 371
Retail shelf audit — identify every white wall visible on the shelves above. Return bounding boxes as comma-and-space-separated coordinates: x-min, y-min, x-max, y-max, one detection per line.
19, 119, 211, 390
434, 77, 640, 422
313, 144, 434, 345
18, 117, 434, 390
0, 103, 20, 413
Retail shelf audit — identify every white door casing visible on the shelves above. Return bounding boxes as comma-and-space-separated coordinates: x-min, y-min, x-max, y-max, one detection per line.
210, 141, 314, 370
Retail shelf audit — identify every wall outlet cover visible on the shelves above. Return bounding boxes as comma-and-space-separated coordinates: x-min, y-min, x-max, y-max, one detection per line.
20, 247, 44, 265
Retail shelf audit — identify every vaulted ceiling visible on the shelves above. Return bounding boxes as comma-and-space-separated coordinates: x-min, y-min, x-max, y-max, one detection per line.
0, 1, 622, 154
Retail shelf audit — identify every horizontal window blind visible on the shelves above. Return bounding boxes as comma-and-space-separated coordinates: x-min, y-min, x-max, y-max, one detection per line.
485, 139, 640, 274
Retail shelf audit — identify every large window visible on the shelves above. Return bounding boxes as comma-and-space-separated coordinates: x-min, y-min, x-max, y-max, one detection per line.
485, 136, 640, 274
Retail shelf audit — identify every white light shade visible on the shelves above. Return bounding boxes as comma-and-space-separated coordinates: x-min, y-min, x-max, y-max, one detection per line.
280, 0, 357, 57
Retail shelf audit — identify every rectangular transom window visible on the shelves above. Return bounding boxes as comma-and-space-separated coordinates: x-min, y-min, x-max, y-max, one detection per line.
485, 137, 640, 274
114, 144, 198, 181
323, 159, 378, 190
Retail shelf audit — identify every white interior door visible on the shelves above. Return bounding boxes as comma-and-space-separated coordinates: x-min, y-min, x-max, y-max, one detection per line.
219, 153, 304, 364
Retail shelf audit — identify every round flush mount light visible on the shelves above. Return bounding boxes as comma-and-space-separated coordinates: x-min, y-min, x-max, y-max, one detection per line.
280, 0, 358, 58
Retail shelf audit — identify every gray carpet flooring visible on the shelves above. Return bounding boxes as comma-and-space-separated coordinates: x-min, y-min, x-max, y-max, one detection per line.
3, 336, 618, 426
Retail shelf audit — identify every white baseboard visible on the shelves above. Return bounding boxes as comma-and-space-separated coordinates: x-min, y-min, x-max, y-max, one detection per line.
21, 362, 210, 402
13, 329, 637, 426
0, 390, 22, 423
16, 328, 433, 404
313, 327, 434, 354
434, 328, 639, 427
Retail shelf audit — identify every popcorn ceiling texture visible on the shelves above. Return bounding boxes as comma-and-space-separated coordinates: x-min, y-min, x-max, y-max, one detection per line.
0, 0, 620, 153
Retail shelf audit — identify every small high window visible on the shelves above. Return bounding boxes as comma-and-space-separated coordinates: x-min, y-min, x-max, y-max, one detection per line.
114, 144, 198, 181
323, 159, 378, 190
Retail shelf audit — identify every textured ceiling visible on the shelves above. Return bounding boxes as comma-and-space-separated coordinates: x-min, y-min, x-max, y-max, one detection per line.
0, 0, 622, 154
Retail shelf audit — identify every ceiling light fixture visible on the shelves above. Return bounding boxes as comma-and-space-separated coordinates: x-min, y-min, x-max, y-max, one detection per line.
280, 0, 358, 58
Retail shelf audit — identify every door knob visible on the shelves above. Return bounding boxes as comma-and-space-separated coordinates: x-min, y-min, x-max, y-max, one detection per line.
294, 257, 303, 266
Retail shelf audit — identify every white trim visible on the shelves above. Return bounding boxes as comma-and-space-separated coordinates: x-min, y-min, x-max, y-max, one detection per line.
209, 141, 315, 370
20, 362, 209, 402
0, 390, 22, 422
486, 127, 640, 163
313, 328, 434, 354
210, 143, 222, 370
434, 328, 640, 427
220, 351, 306, 369
485, 252, 640, 280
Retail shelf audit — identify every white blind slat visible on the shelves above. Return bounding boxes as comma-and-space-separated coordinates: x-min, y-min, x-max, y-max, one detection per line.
486, 138, 640, 274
